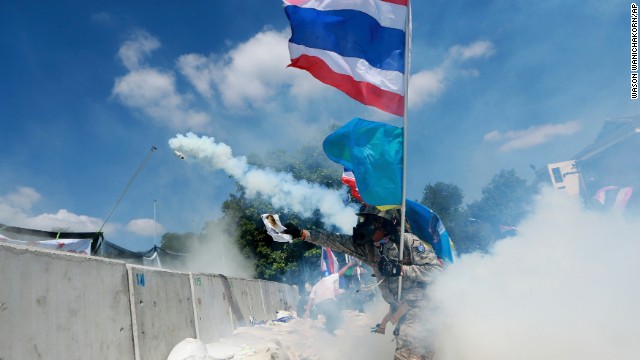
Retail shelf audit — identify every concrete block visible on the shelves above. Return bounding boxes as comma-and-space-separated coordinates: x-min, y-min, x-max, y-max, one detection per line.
127, 265, 196, 360
225, 278, 267, 326
0, 243, 134, 360
190, 273, 234, 343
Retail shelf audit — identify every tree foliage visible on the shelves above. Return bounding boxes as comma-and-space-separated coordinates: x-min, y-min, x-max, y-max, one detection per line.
419, 171, 538, 255
467, 169, 534, 227
421, 182, 464, 222
419, 182, 476, 255
161, 231, 198, 254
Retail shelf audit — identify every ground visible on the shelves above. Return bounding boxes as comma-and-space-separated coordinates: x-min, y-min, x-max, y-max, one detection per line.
168, 300, 397, 360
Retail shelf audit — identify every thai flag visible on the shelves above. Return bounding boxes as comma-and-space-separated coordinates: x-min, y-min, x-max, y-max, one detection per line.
284, 0, 408, 117
321, 247, 339, 277
341, 168, 364, 202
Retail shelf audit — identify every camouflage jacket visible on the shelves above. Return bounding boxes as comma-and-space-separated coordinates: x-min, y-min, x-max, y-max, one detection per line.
306, 229, 442, 303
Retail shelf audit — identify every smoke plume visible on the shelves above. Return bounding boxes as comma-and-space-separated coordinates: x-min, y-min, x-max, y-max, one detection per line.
426, 188, 640, 360
168, 132, 357, 232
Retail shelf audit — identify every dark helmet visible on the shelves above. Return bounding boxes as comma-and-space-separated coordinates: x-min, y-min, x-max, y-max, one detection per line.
352, 205, 401, 244
357, 205, 401, 224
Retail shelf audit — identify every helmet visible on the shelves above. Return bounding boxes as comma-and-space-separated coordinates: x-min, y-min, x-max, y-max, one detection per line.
356, 205, 400, 224
352, 205, 401, 244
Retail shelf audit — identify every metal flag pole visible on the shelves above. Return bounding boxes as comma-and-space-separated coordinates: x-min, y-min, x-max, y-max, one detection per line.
397, 0, 412, 301
98, 146, 157, 234
153, 199, 163, 268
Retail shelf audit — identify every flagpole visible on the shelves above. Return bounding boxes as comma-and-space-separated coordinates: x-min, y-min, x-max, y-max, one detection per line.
397, 0, 412, 301
153, 199, 157, 247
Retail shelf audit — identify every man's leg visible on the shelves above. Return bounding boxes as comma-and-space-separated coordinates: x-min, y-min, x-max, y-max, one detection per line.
316, 299, 341, 333
393, 307, 435, 360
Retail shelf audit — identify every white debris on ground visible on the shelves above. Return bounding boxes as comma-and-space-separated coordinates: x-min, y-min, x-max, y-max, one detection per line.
168, 302, 396, 360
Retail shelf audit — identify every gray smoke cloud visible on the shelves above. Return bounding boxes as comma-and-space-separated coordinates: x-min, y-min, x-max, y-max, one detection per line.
168, 132, 357, 233
159, 216, 256, 278
426, 188, 640, 360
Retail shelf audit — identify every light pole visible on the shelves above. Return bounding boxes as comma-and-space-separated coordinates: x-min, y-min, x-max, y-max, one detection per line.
153, 199, 157, 247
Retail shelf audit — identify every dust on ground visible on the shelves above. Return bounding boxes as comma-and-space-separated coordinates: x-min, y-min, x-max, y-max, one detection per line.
169, 301, 397, 360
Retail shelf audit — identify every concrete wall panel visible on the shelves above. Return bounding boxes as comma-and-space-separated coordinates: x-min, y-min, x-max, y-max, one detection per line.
0, 243, 134, 360
260, 280, 298, 314
259, 280, 280, 317
127, 265, 196, 360
191, 273, 234, 344
0, 243, 300, 360
226, 278, 267, 326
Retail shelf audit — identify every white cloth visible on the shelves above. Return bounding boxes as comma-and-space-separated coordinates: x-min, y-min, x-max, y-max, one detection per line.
0, 236, 91, 255
260, 214, 293, 243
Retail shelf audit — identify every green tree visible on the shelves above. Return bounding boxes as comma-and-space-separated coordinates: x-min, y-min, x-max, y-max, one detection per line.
218, 129, 346, 286
420, 181, 464, 222
467, 169, 537, 247
419, 181, 479, 255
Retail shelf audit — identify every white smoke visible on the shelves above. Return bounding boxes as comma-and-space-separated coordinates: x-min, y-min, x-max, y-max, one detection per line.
427, 188, 640, 360
168, 132, 357, 232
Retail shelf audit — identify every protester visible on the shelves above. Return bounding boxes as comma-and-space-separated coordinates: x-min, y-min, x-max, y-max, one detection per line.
284, 205, 443, 360
305, 261, 354, 334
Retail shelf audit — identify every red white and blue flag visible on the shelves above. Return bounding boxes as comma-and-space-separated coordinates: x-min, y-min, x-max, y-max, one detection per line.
284, 0, 408, 116
321, 246, 339, 277
341, 168, 364, 202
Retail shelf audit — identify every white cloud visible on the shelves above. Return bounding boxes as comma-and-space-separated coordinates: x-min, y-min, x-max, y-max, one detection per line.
176, 54, 216, 99
177, 29, 322, 110
114, 29, 323, 131
484, 120, 582, 152
0, 188, 116, 234
112, 68, 210, 131
28, 209, 104, 232
114, 31, 492, 130
409, 40, 496, 109
448, 40, 495, 60
126, 218, 165, 236
117, 30, 161, 71
409, 68, 446, 106
112, 31, 211, 131
2, 186, 40, 210
211, 30, 294, 108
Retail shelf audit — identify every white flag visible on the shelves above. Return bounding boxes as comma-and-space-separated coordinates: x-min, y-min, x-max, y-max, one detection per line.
260, 214, 293, 243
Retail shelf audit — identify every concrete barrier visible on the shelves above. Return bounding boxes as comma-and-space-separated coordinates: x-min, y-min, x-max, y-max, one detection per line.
226, 278, 265, 327
190, 273, 234, 344
127, 265, 197, 360
262, 281, 298, 316
0, 243, 134, 360
0, 242, 300, 360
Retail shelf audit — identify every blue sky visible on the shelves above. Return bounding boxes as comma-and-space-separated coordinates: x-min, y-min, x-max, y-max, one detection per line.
0, 0, 636, 251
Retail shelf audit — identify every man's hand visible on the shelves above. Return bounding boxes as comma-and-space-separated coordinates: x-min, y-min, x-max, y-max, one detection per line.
378, 255, 401, 277
282, 222, 303, 239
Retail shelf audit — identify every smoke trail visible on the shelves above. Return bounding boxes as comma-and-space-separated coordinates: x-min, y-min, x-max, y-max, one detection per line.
426, 188, 640, 360
168, 132, 357, 232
